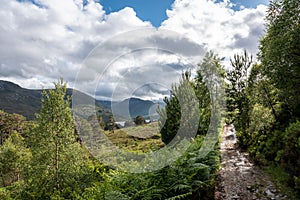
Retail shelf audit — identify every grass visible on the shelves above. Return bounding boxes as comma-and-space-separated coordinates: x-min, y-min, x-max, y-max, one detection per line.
104, 122, 165, 153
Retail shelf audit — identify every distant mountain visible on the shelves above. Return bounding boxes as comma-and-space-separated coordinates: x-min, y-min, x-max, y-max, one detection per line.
108, 98, 154, 120
0, 80, 108, 120
96, 100, 113, 109
97, 98, 164, 121
0, 80, 44, 120
0, 80, 163, 121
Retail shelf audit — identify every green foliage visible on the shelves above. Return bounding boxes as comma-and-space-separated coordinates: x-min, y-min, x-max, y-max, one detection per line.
233, 0, 300, 196
0, 132, 31, 187
0, 110, 27, 145
0, 77, 221, 200
25, 79, 92, 199
197, 51, 226, 128
195, 51, 223, 135
193, 70, 211, 136
0, 187, 12, 200
279, 121, 300, 193
94, 136, 220, 200
259, 0, 300, 121
225, 50, 252, 147
159, 52, 225, 145
158, 71, 196, 145
134, 115, 145, 125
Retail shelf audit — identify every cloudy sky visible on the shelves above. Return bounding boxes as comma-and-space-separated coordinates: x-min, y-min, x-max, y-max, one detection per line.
0, 0, 268, 101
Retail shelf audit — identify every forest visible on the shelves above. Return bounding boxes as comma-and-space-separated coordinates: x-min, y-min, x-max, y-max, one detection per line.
0, 0, 299, 199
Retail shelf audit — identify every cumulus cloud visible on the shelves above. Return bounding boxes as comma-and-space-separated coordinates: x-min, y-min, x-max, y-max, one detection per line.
72, 28, 206, 101
161, 0, 267, 59
0, 0, 267, 101
0, 0, 151, 89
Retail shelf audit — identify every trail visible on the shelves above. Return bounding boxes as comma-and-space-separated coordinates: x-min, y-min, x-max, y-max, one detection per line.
214, 126, 288, 200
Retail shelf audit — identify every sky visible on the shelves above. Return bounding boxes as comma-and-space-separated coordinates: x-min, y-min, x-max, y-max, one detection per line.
0, 0, 269, 101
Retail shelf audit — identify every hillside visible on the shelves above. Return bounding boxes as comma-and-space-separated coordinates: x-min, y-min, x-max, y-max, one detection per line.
0, 80, 162, 121
0, 80, 108, 120
0, 80, 44, 120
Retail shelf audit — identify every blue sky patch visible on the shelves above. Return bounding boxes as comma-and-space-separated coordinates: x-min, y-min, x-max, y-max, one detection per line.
215, 0, 269, 10
99, 0, 269, 27
99, 0, 175, 27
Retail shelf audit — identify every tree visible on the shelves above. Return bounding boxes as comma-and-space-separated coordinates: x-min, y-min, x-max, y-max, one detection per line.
259, 0, 300, 122
105, 115, 116, 132
134, 115, 145, 125
193, 70, 211, 135
225, 50, 253, 146
158, 78, 182, 145
27, 79, 88, 198
158, 52, 226, 145
158, 71, 199, 145
0, 131, 31, 187
0, 110, 27, 145
256, 1, 300, 192
196, 51, 226, 135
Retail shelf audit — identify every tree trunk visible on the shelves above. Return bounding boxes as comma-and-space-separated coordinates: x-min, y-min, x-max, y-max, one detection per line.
55, 141, 59, 191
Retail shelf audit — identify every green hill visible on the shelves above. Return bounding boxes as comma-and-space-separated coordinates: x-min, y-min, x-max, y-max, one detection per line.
0, 80, 162, 122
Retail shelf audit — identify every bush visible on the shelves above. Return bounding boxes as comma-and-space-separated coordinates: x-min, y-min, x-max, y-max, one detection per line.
134, 116, 145, 125
280, 121, 300, 193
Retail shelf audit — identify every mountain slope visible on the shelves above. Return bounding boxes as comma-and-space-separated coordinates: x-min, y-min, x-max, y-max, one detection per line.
0, 80, 107, 120
0, 80, 43, 120
110, 98, 154, 119
0, 80, 162, 121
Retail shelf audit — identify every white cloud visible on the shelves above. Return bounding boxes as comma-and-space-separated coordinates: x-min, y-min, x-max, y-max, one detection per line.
161, 0, 267, 60
76, 28, 206, 101
0, 0, 268, 101
0, 0, 152, 91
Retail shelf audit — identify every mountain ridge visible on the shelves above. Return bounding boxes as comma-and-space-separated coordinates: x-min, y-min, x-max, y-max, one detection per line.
0, 80, 163, 121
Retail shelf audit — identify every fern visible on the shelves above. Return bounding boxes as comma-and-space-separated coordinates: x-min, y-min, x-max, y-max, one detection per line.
166, 191, 193, 200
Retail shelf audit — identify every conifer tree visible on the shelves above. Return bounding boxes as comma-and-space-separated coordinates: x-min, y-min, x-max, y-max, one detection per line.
225, 50, 252, 144
28, 79, 87, 198
158, 71, 199, 145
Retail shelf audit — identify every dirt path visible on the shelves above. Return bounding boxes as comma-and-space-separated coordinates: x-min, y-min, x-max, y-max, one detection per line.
214, 126, 288, 200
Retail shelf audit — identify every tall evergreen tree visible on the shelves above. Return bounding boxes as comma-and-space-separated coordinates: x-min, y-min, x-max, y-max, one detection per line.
259, 0, 300, 122
196, 51, 226, 135
27, 79, 88, 198
225, 50, 253, 146
159, 52, 225, 145
158, 71, 200, 145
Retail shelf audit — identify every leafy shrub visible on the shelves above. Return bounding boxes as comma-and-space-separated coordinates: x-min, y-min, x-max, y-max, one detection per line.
280, 121, 300, 194
134, 116, 145, 125
93, 136, 220, 200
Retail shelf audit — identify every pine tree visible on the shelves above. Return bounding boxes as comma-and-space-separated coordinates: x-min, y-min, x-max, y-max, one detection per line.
259, 0, 300, 122
196, 51, 226, 135
158, 71, 199, 145
158, 52, 226, 145
225, 50, 252, 146
27, 79, 88, 198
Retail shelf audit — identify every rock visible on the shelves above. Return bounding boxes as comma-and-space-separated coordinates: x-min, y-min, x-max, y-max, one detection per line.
265, 189, 276, 198
215, 129, 290, 200
247, 185, 256, 192
271, 189, 277, 193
